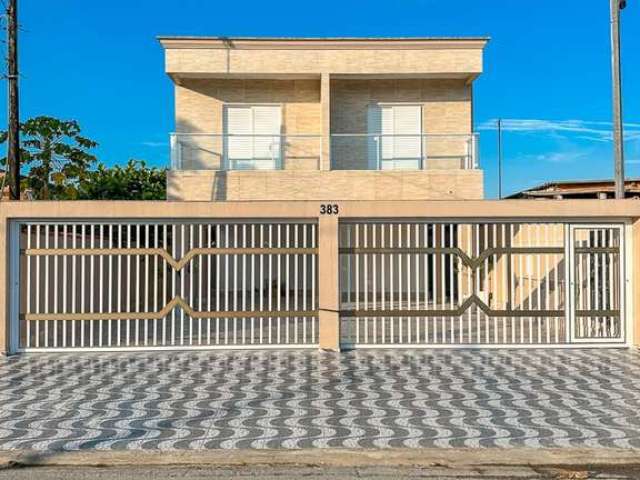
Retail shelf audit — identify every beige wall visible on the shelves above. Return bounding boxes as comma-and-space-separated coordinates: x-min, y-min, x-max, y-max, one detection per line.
330, 78, 471, 170
161, 39, 486, 77
175, 78, 321, 170
167, 169, 484, 201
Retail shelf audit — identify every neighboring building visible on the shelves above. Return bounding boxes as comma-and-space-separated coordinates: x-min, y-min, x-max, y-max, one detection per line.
508, 179, 640, 200
160, 36, 488, 201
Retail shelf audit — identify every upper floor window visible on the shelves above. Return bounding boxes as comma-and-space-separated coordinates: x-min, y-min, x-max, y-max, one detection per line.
224, 104, 282, 170
368, 104, 423, 170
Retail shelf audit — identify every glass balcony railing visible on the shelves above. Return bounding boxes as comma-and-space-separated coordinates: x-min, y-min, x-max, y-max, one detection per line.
170, 133, 479, 171
170, 133, 323, 171
330, 133, 478, 170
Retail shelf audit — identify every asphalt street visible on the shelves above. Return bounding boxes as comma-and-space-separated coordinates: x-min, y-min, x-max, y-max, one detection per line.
2, 464, 640, 479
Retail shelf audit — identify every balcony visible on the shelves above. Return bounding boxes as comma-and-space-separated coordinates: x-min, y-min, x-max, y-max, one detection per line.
330, 133, 478, 170
169, 133, 478, 171
170, 134, 323, 171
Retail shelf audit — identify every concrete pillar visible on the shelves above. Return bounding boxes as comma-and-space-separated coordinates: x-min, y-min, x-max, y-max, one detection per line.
321, 73, 331, 171
318, 214, 340, 350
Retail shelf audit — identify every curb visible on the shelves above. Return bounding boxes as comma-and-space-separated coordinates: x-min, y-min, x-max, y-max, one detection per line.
1, 448, 640, 469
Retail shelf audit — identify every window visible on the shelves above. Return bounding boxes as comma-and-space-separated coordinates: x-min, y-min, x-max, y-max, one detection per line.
367, 104, 422, 170
224, 105, 282, 170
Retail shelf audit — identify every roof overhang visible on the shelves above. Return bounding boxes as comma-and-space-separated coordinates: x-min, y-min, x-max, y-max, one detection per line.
159, 36, 489, 84
158, 36, 490, 50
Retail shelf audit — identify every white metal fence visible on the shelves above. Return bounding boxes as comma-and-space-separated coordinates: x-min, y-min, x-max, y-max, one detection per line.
10, 216, 628, 352
339, 221, 625, 348
17, 220, 318, 351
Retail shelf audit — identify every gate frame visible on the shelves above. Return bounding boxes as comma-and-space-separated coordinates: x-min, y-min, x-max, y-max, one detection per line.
8, 220, 20, 354
567, 223, 628, 345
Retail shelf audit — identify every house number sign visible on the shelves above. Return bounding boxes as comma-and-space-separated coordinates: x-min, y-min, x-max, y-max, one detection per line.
319, 204, 339, 215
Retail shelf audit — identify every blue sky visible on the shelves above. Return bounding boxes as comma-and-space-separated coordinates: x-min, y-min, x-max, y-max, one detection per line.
4, 0, 639, 198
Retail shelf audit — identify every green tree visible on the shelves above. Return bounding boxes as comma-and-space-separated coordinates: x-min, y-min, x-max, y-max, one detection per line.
79, 159, 166, 200
0, 116, 97, 199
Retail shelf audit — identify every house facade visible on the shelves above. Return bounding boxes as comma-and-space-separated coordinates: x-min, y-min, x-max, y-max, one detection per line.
161, 37, 486, 201
2, 36, 638, 356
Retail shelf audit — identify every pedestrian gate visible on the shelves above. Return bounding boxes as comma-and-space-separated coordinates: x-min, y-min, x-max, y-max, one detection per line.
339, 221, 626, 348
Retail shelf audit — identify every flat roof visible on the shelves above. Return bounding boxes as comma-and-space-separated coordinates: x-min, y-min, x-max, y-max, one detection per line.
507, 178, 640, 198
157, 36, 491, 41
158, 36, 490, 50
519, 178, 640, 189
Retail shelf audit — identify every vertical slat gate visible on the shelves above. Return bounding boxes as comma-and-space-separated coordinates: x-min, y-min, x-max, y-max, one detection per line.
17, 220, 319, 351
571, 225, 623, 342
339, 220, 625, 348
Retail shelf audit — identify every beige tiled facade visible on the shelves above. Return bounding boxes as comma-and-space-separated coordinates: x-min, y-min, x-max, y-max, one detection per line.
167, 169, 483, 201
161, 38, 485, 76
175, 79, 322, 170
330, 78, 472, 170
161, 37, 488, 201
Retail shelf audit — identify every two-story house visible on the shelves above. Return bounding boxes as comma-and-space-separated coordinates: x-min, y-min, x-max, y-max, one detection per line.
160, 36, 487, 201
2, 35, 633, 356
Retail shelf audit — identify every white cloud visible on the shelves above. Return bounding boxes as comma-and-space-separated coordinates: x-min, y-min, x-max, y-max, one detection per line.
478, 118, 640, 143
627, 130, 640, 140
141, 141, 167, 148
512, 150, 590, 165
533, 151, 588, 163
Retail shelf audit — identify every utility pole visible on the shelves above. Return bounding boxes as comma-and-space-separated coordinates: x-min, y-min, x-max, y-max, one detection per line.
6, 0, 19, 200
497, 118, 503, 200
610, 0, 626, 199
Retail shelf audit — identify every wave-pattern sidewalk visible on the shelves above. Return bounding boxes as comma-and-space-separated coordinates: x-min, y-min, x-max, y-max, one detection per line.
1, 349, 640, 451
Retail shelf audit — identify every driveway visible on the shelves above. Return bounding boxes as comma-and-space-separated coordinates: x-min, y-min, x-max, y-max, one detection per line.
1, 349, 639, 451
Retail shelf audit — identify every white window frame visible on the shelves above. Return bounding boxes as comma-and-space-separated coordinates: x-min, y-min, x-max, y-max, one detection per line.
223, 103, 283, 170
367, 102, 424, 170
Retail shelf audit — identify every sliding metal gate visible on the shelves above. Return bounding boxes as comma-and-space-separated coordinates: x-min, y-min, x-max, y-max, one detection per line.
339, 221, 626, 348
14, 220, 319, 351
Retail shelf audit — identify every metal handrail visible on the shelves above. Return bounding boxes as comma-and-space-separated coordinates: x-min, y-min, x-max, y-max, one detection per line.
330, 133, 479, 170
170, 133, 323, 170
170, 132, 479, 170
171, 132, 322, 137
330, 133, 477, 137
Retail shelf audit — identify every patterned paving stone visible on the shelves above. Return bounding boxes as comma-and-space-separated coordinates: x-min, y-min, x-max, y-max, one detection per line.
1, 349, 640, 451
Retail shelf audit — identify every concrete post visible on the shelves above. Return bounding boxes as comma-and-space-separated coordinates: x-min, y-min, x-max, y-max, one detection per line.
318, 214, 340, 350
610, 0, 625, 199
321, 73, 331, 171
